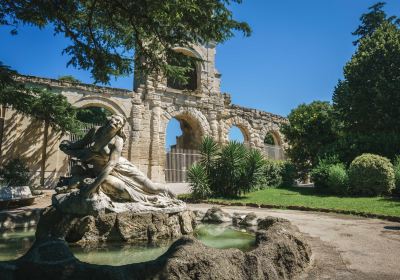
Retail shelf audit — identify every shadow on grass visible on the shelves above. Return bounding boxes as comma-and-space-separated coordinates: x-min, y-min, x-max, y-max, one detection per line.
276, 185, 335, 197
278, 186, 400, 202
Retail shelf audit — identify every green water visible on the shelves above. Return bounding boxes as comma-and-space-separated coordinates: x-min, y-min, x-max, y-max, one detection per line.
0, 224, 255, 265
0, 229, 36, 261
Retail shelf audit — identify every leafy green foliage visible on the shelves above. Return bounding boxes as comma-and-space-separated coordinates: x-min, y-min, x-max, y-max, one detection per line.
392, 156, 400, 196
261, 160, 283, 187
327, 164, 349, 195
187, 163, 212, 199
310, 157, 341, 190
259, 160, 296, 188
58, 75, 81, 83
333, 7, 400, 161
264, 133, 275, 145
280, 161, 297, 187
0, 63, 82, 186
0, 158, 30, 186
352, 2, 399, 46
76, 106, 113, 124
187, 138, 266, 198
348, 154, 395, 196
1, 0, 251, 84
281, 101, 339, 178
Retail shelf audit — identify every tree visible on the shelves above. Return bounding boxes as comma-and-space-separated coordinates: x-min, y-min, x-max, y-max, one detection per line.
0, 63, 81, 186
1, 0, 251, 84
281, 101, 338, 177
352, 2, 399, 46
333, 21, 400, 160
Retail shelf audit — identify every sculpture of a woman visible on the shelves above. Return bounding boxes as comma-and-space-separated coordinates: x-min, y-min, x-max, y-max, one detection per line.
58, 114, 184, 212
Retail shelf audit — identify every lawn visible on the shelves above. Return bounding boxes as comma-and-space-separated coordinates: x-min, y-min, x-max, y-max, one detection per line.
206, 186, 400, 217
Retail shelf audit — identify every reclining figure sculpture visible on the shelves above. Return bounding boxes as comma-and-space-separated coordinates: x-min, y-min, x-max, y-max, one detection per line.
55, 114, 185, 214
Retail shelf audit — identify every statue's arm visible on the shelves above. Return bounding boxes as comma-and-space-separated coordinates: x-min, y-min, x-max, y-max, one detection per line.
82, 137, 123, 196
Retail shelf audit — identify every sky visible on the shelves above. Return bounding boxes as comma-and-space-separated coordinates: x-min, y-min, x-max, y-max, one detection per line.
1, 0, 400, 147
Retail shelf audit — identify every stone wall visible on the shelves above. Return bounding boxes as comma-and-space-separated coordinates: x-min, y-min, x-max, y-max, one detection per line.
0, 44, 287, 186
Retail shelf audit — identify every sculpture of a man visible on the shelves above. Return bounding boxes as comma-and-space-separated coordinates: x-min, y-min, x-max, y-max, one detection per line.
57, 114, 182, 211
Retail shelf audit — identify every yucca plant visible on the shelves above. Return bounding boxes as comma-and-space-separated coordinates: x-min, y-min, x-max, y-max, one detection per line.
199, 136, 219, 176
187, 163, 212, 199
240, 149, 266, 194
214, 141, 248, 197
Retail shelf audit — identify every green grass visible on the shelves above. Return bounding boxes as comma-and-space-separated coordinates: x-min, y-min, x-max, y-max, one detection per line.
206, 186, 400, 217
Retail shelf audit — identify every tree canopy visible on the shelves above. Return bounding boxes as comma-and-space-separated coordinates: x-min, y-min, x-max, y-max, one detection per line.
0, 0, 251, 84
281, 101, 339, 177
352, 2, 399, 46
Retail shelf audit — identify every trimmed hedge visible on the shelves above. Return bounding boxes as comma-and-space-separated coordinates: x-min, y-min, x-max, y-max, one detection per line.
348, 154, 395, 196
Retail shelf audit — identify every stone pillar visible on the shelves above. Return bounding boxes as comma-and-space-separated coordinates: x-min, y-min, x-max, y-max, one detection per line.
128, 91, 144, 164
147, 79, 165, 183
208, 111, 219, 141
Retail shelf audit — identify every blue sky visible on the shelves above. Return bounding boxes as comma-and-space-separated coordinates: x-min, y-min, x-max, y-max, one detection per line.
1, 0, 399, 146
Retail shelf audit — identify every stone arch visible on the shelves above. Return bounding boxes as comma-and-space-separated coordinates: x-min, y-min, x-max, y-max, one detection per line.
224, 116, 255, 146
163, 107, 211, 135
168, 47, 204, 91
73, 96, 128, 118
261, 128, 283, 147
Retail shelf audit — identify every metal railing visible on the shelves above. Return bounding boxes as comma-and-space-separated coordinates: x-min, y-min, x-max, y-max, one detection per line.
263, 144, 286, 160
165, 148, 201, 183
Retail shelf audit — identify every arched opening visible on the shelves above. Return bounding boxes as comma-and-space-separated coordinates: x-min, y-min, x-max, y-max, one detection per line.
263, 131, 285, 160
68, 105, 116, 175
165, 114, 203, 182
228, 126, 245, 143
76, 106, 113, 125
264, 132, 276, 146
166, 51, 199, 91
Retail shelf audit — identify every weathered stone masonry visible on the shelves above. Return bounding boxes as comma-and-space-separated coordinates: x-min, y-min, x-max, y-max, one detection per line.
0, 44, 287, 185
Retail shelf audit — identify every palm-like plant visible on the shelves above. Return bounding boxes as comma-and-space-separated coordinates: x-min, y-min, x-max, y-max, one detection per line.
187, 163, 212, 199
187, 138, 267, 199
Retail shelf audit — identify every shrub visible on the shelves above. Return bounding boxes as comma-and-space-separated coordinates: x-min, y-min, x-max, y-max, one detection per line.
0, 158, 30, 186
327, 164, 349, 195
280, 161, 297, 187
392, 156, 400, 196
262, 160, 283, 187
187, 138, 266, 198
240, 149, 266, 193
310, 157, 340, 189
187, 164, 212, 199
348, 154, 395, 196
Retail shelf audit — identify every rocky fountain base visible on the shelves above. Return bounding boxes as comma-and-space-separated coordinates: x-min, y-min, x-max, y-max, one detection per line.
35, 191, 196, 245
0, 207, 311, 280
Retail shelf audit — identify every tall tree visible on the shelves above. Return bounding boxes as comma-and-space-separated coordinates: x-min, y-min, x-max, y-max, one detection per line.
333, 3, 400, 161
0, 63, 81, 186
281, 101, 339, 178
352, 2, 399, 46
0, 0, 251, 84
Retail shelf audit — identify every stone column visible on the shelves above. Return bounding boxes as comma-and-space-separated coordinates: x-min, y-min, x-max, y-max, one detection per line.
146, 78, 165, 183
208, 111, 219, 141
128, 91, 144, 164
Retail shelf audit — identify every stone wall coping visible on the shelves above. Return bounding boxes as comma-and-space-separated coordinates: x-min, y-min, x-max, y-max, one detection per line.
15, 75, 133, 97
230, 104, 288, 122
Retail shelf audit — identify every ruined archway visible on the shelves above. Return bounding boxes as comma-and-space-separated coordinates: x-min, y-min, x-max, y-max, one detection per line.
162, 108, 210, 182
223, 117, 253, 147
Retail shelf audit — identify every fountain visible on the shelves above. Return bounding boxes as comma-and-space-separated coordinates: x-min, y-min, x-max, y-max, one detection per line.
0, 115, 312, 279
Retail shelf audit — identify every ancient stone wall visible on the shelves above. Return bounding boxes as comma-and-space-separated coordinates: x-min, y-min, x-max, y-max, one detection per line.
0, 44, 287, 186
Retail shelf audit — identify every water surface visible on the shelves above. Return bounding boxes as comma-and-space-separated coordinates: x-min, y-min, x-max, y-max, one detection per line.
0, 224, 255, 265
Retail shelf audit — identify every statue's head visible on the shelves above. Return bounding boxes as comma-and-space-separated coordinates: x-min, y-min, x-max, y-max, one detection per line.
106, 114, 127, 140
107, 114, 126, 131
